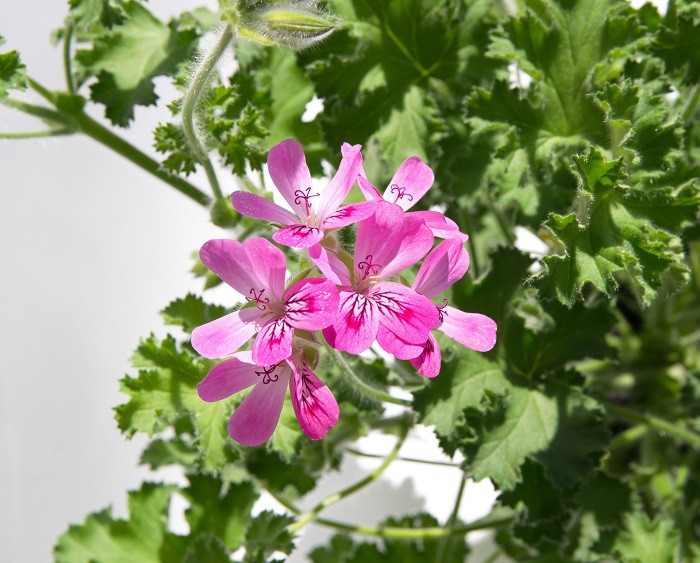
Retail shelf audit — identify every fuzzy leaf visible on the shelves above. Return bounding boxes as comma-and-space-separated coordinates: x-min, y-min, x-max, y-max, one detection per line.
0, 36, 26, 101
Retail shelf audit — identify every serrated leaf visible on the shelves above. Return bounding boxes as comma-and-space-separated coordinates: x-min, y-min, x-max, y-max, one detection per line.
161, 294, 229, 334
0, 36, 26, 101
140, 437, 198, 470
243, 511, 296, 563
183, 534, 231, 563
615, 513, 680, 563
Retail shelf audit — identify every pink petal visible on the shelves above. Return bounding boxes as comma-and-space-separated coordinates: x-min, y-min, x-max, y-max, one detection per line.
378, 213, 434, 279
358, 176, 383, 201
308, 244, 352, 286
376, 324, 424, 360
230, 191, 298, 225
273, 224, 324, 249
288, 356, 339, 440
321, 201, 378, 230
323, 290, 379, 354
252, 317, 295, 365
408, 210, 468, 241
197, 355, 261, 402
341, 142, 368, 184
370, 282, 439, 345
438, 306, 497, 352
410, 333, 442, 378
354, 201, 405, 281
199, 239, 258, 297
382, 156, 434, 211
267, 138, 314, 220
283, 278, 340, 331
412, 239, 470, 299
228, 368, 291, 447
244, 238, 287, 302
191, 308, 264, 359
316, 144, 363, 221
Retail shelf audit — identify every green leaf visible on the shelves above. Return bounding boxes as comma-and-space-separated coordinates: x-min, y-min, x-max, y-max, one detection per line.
68, 0, 125, 36
139, 437, 198, 470
161, 294, 228, 333
183, 535, 231, 563
0, 36, 26, 101
243, 511, 296, 563
615, 513, 680, 563
652, 1, 700, 82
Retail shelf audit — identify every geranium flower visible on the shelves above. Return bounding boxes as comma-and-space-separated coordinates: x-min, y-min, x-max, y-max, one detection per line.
309, 201, 439, 354
198, 351, 339, 446
230, 139, 377, 249
191, 237, 339, 365
341, 143, 467, 242
377, 239, 497, 378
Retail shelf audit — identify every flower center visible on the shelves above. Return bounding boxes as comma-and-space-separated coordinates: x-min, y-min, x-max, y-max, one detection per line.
437, 298, 449, 322
255, 364, 279, 385
389, 184, 413, 204
246, 288, 271, 311
358, 254, 382, 279
294, 186, 320, 216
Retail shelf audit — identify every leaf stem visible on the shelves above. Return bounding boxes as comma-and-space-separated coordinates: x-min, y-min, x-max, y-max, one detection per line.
289, 424, 409, 533
604, 403, 700, 448
346, 448, 461, 468
2, 98, 68, 125
0, 128, 72, 139
181, 24, 233, 199
63, 20, 76, 94
436, 471, 468, 562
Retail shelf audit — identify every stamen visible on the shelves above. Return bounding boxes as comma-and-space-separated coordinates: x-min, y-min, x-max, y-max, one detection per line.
437, 298, 449, 322
358, 254, 382, 279
255, 364, 279, 385
246, 288, 271, 311
389, 184, 414, 204
294, 186, 320, 215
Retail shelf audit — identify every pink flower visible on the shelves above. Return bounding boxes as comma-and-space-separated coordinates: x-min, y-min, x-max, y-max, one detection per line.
198, 351, 339, 446
231, 139, 378, 249
191, 238, 340, 365
377, 239, 497, 378
309, 201, 439, 354
341, 143, 467, 242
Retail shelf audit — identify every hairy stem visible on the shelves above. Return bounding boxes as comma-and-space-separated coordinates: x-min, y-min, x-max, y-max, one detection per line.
605, 403, 700, 448
63, 20, 76, 94
181, 24, 233, 199
346, 448, 461, 468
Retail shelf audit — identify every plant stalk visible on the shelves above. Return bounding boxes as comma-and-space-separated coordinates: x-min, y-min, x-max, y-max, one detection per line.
605, 403, 700, 449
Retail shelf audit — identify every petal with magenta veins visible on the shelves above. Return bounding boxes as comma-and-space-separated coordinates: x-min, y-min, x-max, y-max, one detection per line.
438, 306, 497, 352
412, 239, 470, 299
383, 156, 434, 211
370, 282, 439, 345
191, 307, 264, 359
410, 333, 442, 379
230, 191, 298, 226
323, 290, 379, 354
284, 278, 339, 331
308, 244, 352, 286
321, 201, 378, 230
288, 356, 339, 440
267, 138, 314, 219
316, 143, 363, 221
228, 367, 291, 447
376, 324, 424, 360
378, 213, 434, 279
408, 210, 468, 242
252, 317, 295, 365
197, 355, 262, 402
272, 224, 324, 249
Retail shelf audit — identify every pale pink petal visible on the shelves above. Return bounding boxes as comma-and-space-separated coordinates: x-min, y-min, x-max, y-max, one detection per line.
288, 356, 339, 440
283, 278, 339, 330
197, 357, 261, 402
378, 213, 434, 279
316, 144, 363, 221
438, 306, 497, 352
341, 142, 368, 184
308, 244, 352, 286
410, 333, 442, 378
382, 156, 434, 211
370, 282, 439, 345
408, 210, 468, 241
273, 224, 324, 249
323, 290, 379, 354
243, 238, 287, 302
354, 201, 405, 281
358, 176, 383, 201
230, 191, 298, 225
267, 138, 314, 219
412, 239, 470, 299
191, 308, 264, 359
228, 368, 291, 447
199, 239, 257, 296
321, 201, 378, 230
252, 317, 295, 365
376, 324, 424, 360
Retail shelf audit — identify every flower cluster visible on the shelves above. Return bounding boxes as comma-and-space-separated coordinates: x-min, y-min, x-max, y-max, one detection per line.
192, 139, 497, 446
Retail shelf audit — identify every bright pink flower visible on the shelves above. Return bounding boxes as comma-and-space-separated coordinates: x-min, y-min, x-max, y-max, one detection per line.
377, 239, 497, 378
191, 238, 340, 365
309, 201, 439, 354
341, 143, 467, 242
198, 351, 339, 446
231, 139, 377, 249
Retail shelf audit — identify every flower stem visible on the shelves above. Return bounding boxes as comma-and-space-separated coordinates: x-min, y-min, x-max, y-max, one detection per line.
63, 20, 76, 94
605, 403, 700, 448
323, 341, 413, 407
0, 128, 72, 139
346, 448, 461, 468
181, 24, 233, 199
289, 424, 409, 533
436, 472, 468, 562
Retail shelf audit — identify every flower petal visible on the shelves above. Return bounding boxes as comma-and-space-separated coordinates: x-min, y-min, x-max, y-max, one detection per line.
191, 308, 264, 359
412, 239, 469, 299
199, 239, 257, 296
252, 317, 294, 365
354, 201, 405, 281
438, 306, 497, 352
230, 191, 298, 225
197, 355, 261, 402
316, 143, 363, 221
228, 369, 291, 447
308, 244, 352, 286
321, 201, 378, 230
378, 213, 434, 279
408, 210, 468, 241
376, 324, 424, 360
323, 290, 379, 354
288, 356, 339, 440
267, 138, 314, 219
358, 176, 383, 201
382, 156, 434, 211
284, 278, 340, 331
273, 224, 324, 249
244, 238, 287, 302
410, 333, 442, 378
370, 282, 439, 345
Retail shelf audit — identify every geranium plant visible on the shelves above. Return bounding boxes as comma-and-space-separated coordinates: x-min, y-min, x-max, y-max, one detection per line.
3, 0, 700, 560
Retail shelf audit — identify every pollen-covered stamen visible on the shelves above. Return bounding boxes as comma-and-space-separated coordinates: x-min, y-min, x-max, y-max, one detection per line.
437, 298, 449, 322
255, 364, 279, 385
358, 254, 382, 279
294, 186, 320, 216
389, 184, 414, 204
247, 288, 271, 310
